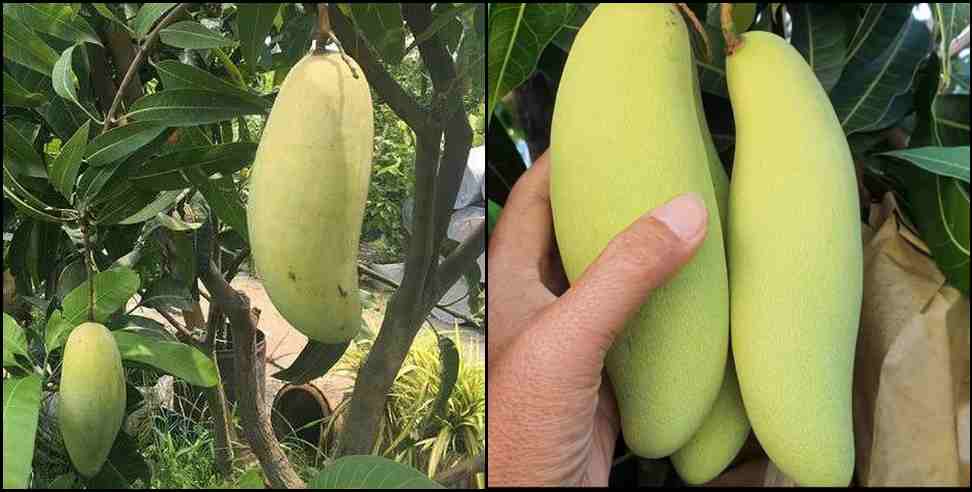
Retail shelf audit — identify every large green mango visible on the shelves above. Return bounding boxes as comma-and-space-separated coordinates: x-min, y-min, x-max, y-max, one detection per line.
670, 69, 752, 485
727, 31, 862, 486
58, 322, 127, 478
550, 3, 730, 458
247, 50, 374, 344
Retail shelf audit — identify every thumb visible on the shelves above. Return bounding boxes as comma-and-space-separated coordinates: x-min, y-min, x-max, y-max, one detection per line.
542, 193, 710, 365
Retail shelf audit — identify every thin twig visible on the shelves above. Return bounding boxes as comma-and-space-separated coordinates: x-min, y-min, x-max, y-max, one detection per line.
102, 3, 189, 132
677, 3, 711, 62
721, 3, 742, 55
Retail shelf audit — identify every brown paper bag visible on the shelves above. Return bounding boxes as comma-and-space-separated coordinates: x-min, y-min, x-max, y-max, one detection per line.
854, 193, 970, 486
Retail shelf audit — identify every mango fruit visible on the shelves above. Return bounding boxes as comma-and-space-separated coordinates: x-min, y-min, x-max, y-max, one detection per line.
726, 31, 862, 486
58, 322, 127, 478
671, 358, 751, 484
550, 3, 730, 458
247, 51, 374, 344
670, 77, 752, 484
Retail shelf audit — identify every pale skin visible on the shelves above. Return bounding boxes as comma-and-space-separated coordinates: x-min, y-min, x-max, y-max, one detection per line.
487, 151, 710, 486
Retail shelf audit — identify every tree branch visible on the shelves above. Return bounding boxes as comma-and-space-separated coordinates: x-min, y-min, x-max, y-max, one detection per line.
424, 222, 485, 313
198, 260, 303, 488
328, 5, 431, 137
402, 4, 475, 262
434, 453, 485, 487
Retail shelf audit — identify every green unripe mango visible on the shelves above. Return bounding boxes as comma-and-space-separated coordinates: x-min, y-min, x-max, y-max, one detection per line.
671, 358, 751, 485
247, 51, 374, 344
670, 73, 751, 485
58, 322, 127, 478
550, 3, 730, 458
726, 31, 862, 486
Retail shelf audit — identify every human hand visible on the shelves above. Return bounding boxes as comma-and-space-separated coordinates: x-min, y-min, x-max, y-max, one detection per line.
487, 151, 710, 486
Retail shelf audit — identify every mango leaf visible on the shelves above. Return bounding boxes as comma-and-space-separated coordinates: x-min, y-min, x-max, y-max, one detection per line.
237, 3, 281, 73
349, 4, 406, 65
2, 375, 44, 490
127, 89, 267, 127
191, 171, 248, 240
906, 173, 971, 296
832, 6, 932, 134
3, 121, 47, 178
550, 4, 593, 52
278, 11, 318, 66
43, 309, 74, 353
76, 162, 124, 210
881, 147, 970, 184
3, 314, 29, 370
86, 122, 169, 168
133, 3, 177, 39
412, 4, 475, 54
844, 4, 914, 65
52, 44, 84, 111
3, 72, 46, 108
37, 82, 92, 140
48, 120, 90, 202
2, 165, 75, 223
424, 335, 460, 430
309, 455, 445, 489
92, 3, 132, 33
4, 3, 102, 47
128, 143, 257, 191
118, 190, 183, 225
113, 331, 218, 388
487, 4, 572, 125
90, 184, 160, 226
2, 13, 59, 75
272, 340, 351, 384
789, 4, 849, 93
60, 268, 141, 327
487, 200, 501, 238
155, 60, 268, 110
160, 21, 237, 49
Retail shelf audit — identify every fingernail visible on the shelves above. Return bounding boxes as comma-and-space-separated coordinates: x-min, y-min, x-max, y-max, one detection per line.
651, 193, 707, 241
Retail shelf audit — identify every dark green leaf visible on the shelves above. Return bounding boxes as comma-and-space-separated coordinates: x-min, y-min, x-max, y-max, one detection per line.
127, 89, 267, 127
3, 72, 46, 108
160, 21, 237, 49
349, 4, 406, 65
191, 172, 248, 240
48, 121, 91, 203
237, 4, 281, 73
133, 3, 177, 39
789, 4, 849, 92
3, 121, 47, 178
4, 3, 102, 47
272, 340, 351, 384
487, 4, 572, 125
881, 147, 970, 183
155, 60, 267, 109
2, 13, 59, 75
86, 122, 169, 168
128, 143, 257, 191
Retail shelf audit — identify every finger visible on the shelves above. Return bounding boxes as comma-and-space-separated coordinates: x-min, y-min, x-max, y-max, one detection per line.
487, 152, 563, 356
488, 151, 557, 274
538, 193, 710, 365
